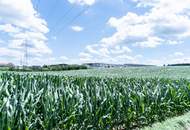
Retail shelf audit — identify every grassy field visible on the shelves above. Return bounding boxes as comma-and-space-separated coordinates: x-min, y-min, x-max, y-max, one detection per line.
0, 66, 190, 129
6, 66, 190, 78
57, 66, 190, 78
142, 112, 190, 130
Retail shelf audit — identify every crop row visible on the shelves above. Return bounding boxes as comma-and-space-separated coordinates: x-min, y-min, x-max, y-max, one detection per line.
0, 73, 190, 130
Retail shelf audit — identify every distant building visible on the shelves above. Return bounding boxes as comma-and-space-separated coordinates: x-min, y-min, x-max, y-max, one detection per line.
83, 63, 154, 68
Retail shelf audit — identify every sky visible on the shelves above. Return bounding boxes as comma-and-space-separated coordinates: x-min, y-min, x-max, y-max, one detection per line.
0, 0, 190, 65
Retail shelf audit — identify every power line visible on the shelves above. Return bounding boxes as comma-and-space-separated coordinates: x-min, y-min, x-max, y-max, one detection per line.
55, 6, 90, 35
51, 5, 75, 32
38, 0, 89, 36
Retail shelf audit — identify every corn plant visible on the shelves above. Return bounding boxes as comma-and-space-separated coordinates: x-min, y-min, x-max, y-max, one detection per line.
0, 73, 190, 130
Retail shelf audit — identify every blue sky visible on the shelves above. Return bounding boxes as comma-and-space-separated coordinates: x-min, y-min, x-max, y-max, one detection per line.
0, 0, 190, 65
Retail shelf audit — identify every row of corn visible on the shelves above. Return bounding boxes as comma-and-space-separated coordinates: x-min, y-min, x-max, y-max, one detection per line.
0, 73, 190, 130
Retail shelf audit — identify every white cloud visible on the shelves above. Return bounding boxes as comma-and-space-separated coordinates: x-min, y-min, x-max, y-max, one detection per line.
79, 0, 190, 64
79, 52, 93, 58
173, 52, 184, 57
142, 51, 189, 65
131, 0, 158, 7
0, 47, 23, 58
79, 52, 93, 62
110, 45, 132, 54
0, 0, 49, 33
67, 0, 95, 6
80, 44, 139, 64
133, 36, 163, 48
85, 44, 100, 55
0, 0, 51, 64
60, 56, 69, 60
0, 24, 20, 33
71, 26, 84, 32
167, 40, 183, 45
32, 56, 73, 65
100, 0, 190, 48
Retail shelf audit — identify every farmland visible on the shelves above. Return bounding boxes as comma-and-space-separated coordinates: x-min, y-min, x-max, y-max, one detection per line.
0, 66, 190, 129
6, 66, 190, 79
51, 66, 190, 78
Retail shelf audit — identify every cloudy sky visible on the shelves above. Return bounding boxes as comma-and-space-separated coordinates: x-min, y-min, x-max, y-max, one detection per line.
0, 0, 190, 65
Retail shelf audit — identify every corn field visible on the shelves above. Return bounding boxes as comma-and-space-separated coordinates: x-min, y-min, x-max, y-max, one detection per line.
0, 73, 190, 130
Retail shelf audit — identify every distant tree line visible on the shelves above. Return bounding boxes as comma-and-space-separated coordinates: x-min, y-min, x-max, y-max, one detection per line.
0, 63, 88, 71
167, 63, 190, 66
41, 64, 87, 71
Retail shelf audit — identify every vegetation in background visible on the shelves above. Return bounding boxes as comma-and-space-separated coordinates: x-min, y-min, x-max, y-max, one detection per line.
42, 64, 87, 71
0, 73, 190, 129
0, 64, 88, 72
35, 66, 190, 79
168, 63, 190, 66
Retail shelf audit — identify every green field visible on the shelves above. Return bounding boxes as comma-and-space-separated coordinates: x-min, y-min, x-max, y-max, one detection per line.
58, 66, 190, 78
142, 111, 190, 130
0, 66, 190, 129
7, 66, 190, 78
